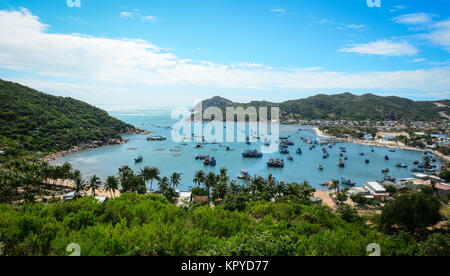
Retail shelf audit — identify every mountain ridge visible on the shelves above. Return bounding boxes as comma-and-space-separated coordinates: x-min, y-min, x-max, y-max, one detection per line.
198, 93, 450, 121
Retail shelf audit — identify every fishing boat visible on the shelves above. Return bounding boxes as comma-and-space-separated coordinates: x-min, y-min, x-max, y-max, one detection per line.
432, 157, 437, 162
296, 148, 303, 155
287, 156, 294, 161
411, 168, 425, 173
371, 149, 375, 153
309, 146, 313, 150
147, 135, 167, 141
267, 158, 284, 168
365, 158, 370, 164
396, 163, 408, 168
323, 152, 329, 159
242, 150, 263, 158
360, 152, 365, 156
134, 156, 143, 163
209, 157, 217, 166
384, 175, 396, 182
195, 154, 209, 160
319, 164, 324, 170
341, 178, 356, 187
280, 149, 290, 154
344, 156, 348, 160
385, 155, 390, 160
389, 149, 396, 153
414, 160, 420, 165
338, 159, 345, 168
204, 157, 216, 166
237, 169, 251, 180
382, 168, 390, 173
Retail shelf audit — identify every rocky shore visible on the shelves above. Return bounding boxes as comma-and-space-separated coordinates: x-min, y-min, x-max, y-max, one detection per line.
43, 128, 150, 162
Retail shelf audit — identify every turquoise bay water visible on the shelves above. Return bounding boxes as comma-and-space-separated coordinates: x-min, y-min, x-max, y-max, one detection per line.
51, 109, 441, 190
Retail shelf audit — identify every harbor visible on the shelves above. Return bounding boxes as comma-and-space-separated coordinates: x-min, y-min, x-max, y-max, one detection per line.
51, 110, 446, 191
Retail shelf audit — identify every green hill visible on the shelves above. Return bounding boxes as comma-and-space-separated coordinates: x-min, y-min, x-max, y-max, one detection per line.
200, 93, 450, 121
0, 79, 139, 157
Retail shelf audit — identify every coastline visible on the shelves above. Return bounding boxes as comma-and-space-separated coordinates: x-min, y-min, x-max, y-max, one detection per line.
42, 129, 150, 163
311, 127, 449, 163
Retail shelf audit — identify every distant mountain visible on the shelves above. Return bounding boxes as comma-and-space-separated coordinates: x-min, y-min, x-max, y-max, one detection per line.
200, 93, 450, 121
195, 96, 234, 110
0, 79, 141, 156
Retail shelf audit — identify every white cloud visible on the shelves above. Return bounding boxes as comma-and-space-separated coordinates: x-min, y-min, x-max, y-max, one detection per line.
141, 15, 156, 22
423, 19, 450, 51
339, 40, 418, 56
412, 58, 426, 63
120, 11, 134, 18
270, 8, 285, 15
346, 24, 366, 30
389, 5, 406, 13
0, 9, 450, 102
394, 13, 434, 25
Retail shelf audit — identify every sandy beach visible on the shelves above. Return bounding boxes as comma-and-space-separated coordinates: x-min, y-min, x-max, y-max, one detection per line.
314, 190, 355, 210
312, 127, 332, 138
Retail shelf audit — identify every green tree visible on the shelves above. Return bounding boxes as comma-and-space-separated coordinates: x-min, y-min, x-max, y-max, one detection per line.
419, 233, 450, 256
380, 191, 442, 234
170, 172, 182, 189
193, 170, 206, 188
87, 175, 101, 197
104, 176, 119, 198
141, 166, 160, 193
335, 191, 348, 205
439, 170, 450, 182
205, 172, 218, 202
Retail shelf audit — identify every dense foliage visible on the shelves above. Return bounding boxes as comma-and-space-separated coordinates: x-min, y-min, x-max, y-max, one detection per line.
0, 193, 427, 256
203, 93, 450, 121
0, 79, 136, 157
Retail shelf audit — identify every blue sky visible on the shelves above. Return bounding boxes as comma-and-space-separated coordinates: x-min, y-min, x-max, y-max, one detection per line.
0, 0, 449, 108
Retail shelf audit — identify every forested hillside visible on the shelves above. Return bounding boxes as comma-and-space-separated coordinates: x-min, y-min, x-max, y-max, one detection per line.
0, 79, 138, 157
199, 93, 450, 121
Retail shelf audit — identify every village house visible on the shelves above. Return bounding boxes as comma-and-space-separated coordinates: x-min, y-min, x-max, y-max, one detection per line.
364, 182, 388, 202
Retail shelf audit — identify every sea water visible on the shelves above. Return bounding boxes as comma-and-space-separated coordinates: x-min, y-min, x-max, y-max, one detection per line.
51, 109, 441, 190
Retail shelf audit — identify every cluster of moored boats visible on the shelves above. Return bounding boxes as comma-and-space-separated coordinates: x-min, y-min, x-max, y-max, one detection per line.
195, 154, 216, 166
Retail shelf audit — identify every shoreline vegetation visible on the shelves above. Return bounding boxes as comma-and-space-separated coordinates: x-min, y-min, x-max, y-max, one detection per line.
0, 159, 448, 256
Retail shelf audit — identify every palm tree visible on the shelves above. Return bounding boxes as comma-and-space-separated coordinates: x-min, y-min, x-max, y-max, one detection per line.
170, 172, 182, 189
73, 174, 86, 198
193, 170, 206, 187
158, 176, 170, 192
104, 176, 119, 198
118, 166, 133, 193
61, 162, 73, 187
205, 172, 218, 202
141, 166, 160, 193
87, 175, 101, 197
328, 179, 340, 193
219, 167, 229, 183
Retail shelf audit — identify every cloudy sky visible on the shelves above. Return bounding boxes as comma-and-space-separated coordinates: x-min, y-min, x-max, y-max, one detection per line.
0, 0, 449, 109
